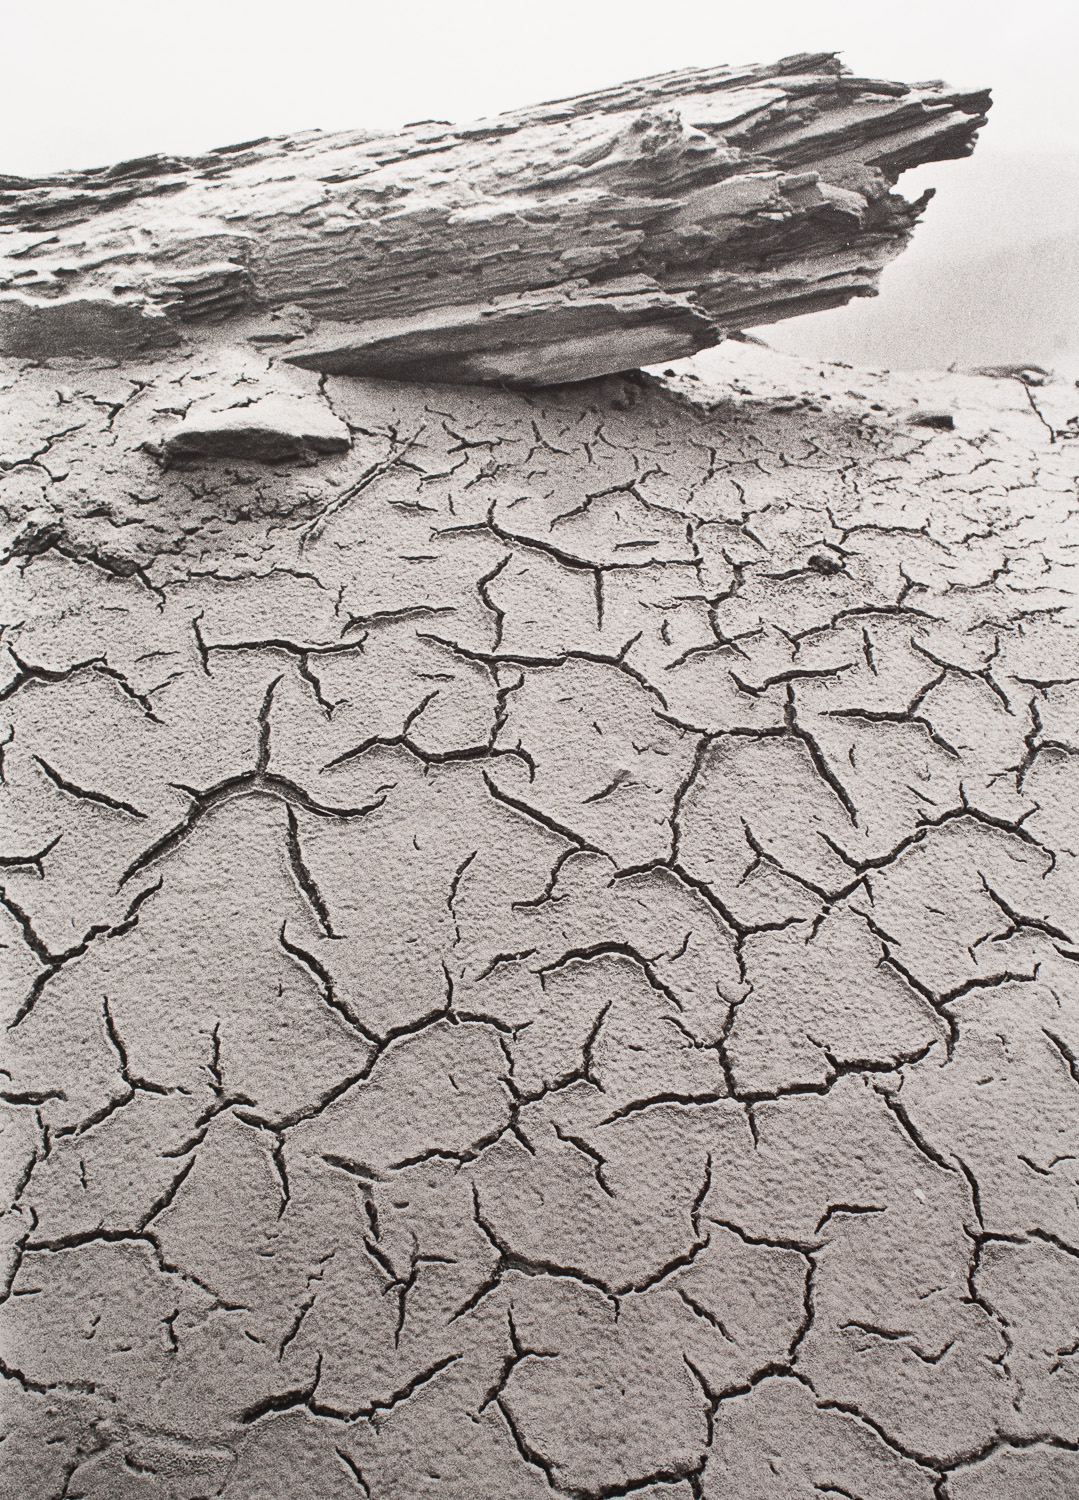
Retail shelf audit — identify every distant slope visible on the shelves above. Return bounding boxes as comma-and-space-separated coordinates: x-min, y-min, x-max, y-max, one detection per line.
768, 149, 1079, 371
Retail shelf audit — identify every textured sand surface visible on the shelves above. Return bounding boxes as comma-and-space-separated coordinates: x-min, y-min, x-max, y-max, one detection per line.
1, 340, 1078, 1497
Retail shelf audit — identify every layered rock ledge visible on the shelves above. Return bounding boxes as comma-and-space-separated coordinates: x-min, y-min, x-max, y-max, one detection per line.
0, 53, 989, 383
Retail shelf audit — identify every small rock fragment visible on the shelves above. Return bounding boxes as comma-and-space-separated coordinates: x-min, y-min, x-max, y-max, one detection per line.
161, 395, 350, 463
969, 363, 1051, 385
907, 408, 955, 429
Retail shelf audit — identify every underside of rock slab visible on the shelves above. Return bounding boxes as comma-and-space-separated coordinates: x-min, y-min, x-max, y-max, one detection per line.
0, 52, 989, 384
2, 319, 1079, 1499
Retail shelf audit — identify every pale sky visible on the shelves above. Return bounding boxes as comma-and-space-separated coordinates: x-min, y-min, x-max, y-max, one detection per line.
4, 0, 1076, 370
4, 0, 1075, 174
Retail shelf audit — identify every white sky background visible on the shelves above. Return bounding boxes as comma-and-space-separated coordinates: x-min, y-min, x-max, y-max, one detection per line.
3, 0, 1077, 369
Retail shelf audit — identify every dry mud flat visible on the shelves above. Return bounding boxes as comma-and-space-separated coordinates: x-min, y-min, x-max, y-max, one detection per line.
1, 339, 1078, 1499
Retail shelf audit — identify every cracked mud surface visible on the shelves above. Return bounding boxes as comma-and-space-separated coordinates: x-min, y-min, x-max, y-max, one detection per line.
1, 338, 1079, 1498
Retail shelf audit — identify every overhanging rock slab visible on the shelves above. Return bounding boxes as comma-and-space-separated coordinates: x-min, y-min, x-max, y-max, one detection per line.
1, 52, 990, 382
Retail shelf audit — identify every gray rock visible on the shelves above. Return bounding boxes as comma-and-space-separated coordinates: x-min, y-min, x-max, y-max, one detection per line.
906, 408, 956, 429
0, 54, 990, 380
282, 281, 718, 387
161, 395, 351, 463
